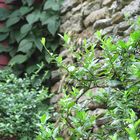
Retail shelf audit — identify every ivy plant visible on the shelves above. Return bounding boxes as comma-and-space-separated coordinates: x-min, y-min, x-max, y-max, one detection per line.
0, 0, 63, 77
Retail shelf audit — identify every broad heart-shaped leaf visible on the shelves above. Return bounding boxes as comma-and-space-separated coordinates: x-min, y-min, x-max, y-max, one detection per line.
44, 0, 60, 11
20, 24, 32, 34
9, 54, 28, 65
18, 39, 33, 53
0, 33, 9, 41
45, 16, 60, 36
40, 11, 50, 25
26, 10, 40, 25
48, 20, 60, 36
0, 8, 10, 21
6, 16, 20, 27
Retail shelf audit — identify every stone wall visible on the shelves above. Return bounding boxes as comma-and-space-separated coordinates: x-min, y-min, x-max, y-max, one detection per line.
60, 0, 140, 42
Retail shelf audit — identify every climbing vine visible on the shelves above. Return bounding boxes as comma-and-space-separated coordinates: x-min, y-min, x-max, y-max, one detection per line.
0, 0, 63, 76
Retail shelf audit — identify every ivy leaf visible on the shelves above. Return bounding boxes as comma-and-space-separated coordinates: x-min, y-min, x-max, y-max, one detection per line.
20, 24, 32, 34
10, 54, 28, 65
18, 39, 33, 53
26, 10, 40, 25
0, 26, 9, 33
44, 0, 60, 11
19, 6, 33, 16
45, 16, 60, 36
0, 8, 10, 20
6, 16, 20, 27
0, 33, 9, 41
48, 21, 59, 36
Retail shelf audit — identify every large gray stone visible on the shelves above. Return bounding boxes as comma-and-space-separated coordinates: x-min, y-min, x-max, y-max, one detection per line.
93, 18, 112, 30
121, 0, 140, 17
60, 12, 83, 33
102, 25, 114, 36
82, 1, 101, 17
84, 7, 109, 27
61, 0, 79, 14
111, 12, 124, 24
102, 0, 114, 6
118, 21, 130, 31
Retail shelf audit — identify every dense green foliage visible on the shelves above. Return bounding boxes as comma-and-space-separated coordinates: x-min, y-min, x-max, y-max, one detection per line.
0, 70, 48, 139
36, 18, 140, 139
1, 2, 140, 139
0, 0, 63, 76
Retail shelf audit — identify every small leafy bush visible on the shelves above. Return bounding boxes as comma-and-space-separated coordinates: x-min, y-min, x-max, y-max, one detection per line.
0, 69, 48, 139
37, 18, 140, 139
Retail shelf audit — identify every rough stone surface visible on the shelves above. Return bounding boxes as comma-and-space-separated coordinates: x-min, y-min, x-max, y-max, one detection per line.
93, 18, 112, 29
61, 0, 79, 14
101, 25, 114, 36
102, 0, 114, 6
60, 0, 139, 40
50, 93, 64, 104
111, 12, 124, 24
84, 7, 108, 27
122, 0, 140, 16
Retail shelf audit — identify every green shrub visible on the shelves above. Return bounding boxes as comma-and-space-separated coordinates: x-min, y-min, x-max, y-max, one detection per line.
0, 70, 48, 139
37, 18, 140, 139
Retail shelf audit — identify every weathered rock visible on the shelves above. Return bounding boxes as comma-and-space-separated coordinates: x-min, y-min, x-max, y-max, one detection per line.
111, 12, 124, 24
121, 0, 140, 17
60, 20, 71, 33
61, 0, 79, 14
109, 1, 123, 13
113, 21, 130, 36
61, 12, 72, 24
60, 49, 71, 58
51, 81, 60, 93
102, 0, 114, 6
93, 18, 112, 30
70, 13, 83, 32
88, 109, 107, 117
84, 7, 109, 27
82, 1, 101, 16
124, 26, 134, 36
102, 25, 114, 36
118, 21, 130, 31
60, 13, 83, 33
51, 70, 60, 81
96, 117, 110, 126
71, 3, 82, 13
88, 102, 107, 110
50, 93, 64, 104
